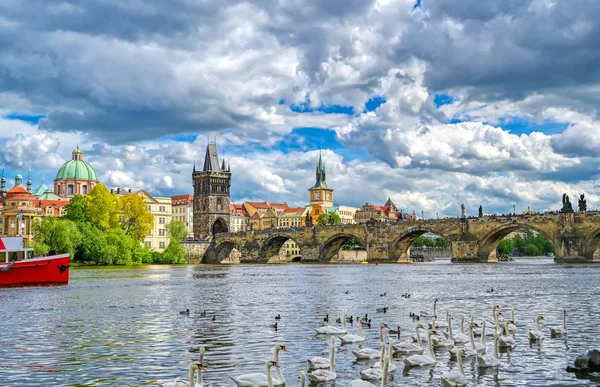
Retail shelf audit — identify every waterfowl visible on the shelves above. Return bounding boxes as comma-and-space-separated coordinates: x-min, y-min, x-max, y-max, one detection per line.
298, 371, 306, 387
230, 360, 279, 387
352, 323, 388, 360
371, 338, 397, 372
314, 312, 348, 334
402, 329, 436, 367
274, 314, 281, 320
477, 333, 501, 369
339, 318, 366, 344
498, 320, 516, 348
528, 315, 544, 341
350, 356, 389, 386
393, 324, 424, 355
441, 348, 468, 386
179, 309, 190, 315
550, 310, 568, 338
308, 336, 335, 370
308, 339, 337, 382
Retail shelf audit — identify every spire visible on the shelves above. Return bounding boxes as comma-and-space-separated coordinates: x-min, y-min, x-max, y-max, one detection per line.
193, 160, 196, 173
0, 163, 6, 194
26, 167, 32, 193
202, 142, 220, 172
221, 157, 226, 171
15, 169, 23, 186
227, 161, 231, 172
310, 151, 330, 190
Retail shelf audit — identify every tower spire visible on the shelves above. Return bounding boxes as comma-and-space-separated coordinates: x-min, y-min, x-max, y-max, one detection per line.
0, 163, 6, 195
27, 167, 32, 193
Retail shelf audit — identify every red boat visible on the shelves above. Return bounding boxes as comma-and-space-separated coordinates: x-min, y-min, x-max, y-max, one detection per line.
0, 237, 70, 287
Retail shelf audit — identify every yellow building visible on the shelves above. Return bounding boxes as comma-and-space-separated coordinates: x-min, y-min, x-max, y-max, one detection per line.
308, 152, 334, 208
306, 204, 326, 225
0, 173, 39, 245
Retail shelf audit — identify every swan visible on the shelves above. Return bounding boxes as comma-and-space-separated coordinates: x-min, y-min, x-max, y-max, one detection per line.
403, 329, 436, 367
428, 309, 449, 330
298, 371, 306, 387
371, 338, 397, 372
159, 361, 205, 387
507, 306, 517, 332
528, 315, 544, 341
314, 312, 347, 334
339, 318, 365, 344
393, 324, 424, 355
452, 314, 470, 345
474, 316, 493, 337
308, 337, 337, 382
230, 360, 279, 387
477, 333, 501, 369
550, 310, 568, 338
353, 323, 389, 360
350, 356, 389, 387
450, 321, 478, 358
441, 348, 468, 387
473, 320, 487, 353
432, 315, 453, 348
272, 344, 288, 386
498, 320, 516, 349
419, 298, 439, 318
308, 337, 335, 370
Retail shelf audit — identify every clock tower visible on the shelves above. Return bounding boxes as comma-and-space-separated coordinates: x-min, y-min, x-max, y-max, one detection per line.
308, 152, 334, 208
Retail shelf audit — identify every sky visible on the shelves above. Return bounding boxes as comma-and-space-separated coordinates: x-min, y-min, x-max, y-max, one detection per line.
1, 0, 600, 217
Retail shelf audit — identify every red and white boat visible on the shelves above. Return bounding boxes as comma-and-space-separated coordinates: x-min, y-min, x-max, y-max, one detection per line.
0, 237, 70, 287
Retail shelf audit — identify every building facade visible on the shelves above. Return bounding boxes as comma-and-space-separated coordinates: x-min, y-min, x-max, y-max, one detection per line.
192, 142, 231, 238
137, 190, 172, 252
229, 204, 249, 233
0, 173, 38, 245
171, 194, 194, 238
308, 152, 334, 208
335, 205, 359, 224
54, 147, 99, 198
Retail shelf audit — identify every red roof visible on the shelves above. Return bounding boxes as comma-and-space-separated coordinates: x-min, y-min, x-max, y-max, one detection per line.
246, 201, 289, 210
230, 203, 248, 217
170, 194, 193, 205
6, 186, 30, 199
284, 207, 306, 214
32, 199, 70, 216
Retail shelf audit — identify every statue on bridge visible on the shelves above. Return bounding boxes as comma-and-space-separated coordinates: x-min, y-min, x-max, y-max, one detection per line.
478, 205, 483, 218
579, 194, 587, 212
305, 212, 313, 226
461, 203, 466, 218
561, 194, 574, 213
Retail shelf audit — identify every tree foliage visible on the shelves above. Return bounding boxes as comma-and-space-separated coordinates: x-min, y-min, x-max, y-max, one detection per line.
119, 193, 154, 241
83, 184, 120, 232
317, 212, 342, 226
342, 237, 366, 251
496, 229, 555, 256
33, 216, 82, 257
413, 235, 448, 249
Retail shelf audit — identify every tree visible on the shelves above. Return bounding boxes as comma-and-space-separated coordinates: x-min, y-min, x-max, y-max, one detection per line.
166, 220, 187, 242
76, 222, 107, 263
64, 194, 88, 223
342, 237, 365, 251
33, 217, 82, 258
158, 220, 188, 264
317, 212, 341, 226
83, 184, 120, 232
497, 239, 515, 255
317, 213, 330, 226
119, 193, 154, 241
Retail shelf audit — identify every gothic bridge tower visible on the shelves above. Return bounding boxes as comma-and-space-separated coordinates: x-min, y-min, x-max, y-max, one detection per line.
193, 140, 231, 238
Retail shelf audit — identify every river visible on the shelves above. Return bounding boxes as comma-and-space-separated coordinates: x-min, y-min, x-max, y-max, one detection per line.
1, 259, 599, 386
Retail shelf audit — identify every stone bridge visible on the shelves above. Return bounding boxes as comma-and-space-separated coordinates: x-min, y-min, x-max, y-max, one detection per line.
204, 212, 600, 264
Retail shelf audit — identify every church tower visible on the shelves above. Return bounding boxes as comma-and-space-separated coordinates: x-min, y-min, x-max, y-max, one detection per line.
192, 139, 231, 238
308, 152, 334, 208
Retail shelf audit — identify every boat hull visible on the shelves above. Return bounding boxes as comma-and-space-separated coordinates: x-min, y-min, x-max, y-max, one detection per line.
0, 254, 70, 287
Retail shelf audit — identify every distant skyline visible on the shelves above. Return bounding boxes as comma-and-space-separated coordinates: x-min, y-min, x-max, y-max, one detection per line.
1, 1, 600, 216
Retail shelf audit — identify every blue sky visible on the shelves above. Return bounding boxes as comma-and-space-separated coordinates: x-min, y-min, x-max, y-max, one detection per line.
1, 0, 600, 215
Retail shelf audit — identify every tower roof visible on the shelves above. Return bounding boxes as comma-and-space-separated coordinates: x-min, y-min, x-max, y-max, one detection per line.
203, 143, 224, 172
56, 147, 98, 181
310, 151, 331, 190
384, 197, 397, 211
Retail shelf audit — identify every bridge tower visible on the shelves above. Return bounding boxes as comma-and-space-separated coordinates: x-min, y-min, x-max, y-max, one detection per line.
308, 152, 334, 208
192, 139, 231, 238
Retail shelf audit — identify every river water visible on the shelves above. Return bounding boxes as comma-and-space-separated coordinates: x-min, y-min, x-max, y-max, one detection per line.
1, 259, 599, 386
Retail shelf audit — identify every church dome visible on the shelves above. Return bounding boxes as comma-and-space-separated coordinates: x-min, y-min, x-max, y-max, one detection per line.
55, 147, 98, 181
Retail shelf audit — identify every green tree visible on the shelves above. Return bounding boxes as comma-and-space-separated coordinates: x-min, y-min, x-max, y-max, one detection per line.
84, 184, 120, 232
64, 194, 88, 223
523, 243, 540, 256
33, 217, 82, 258
76, 222, 107, 263
157, 220, 188, 264
317, 212, 341, 225
497, 239, 515, 255
119, 193, 154, 241
317, 213, 330, 225
342, 237, 365, 251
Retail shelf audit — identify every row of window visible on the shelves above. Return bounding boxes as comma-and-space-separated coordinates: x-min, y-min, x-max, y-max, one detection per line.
145, 241, 166, 249
57, 184, 88, 196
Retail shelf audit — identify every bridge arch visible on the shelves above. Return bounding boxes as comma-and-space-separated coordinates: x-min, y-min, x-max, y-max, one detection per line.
211, 218, 229, 235
258, 234, 304, 263
320, 233, 366, 262
584, 228, 600, 259
389, 228, 450, 262
478, 223, 558, 261
205, 240, 239, 264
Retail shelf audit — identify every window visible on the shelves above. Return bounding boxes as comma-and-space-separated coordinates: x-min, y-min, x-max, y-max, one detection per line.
145, 241, 151, 247
159, 229, 165, 236
82, 185, 88, 195
159, 241, 165, 248
148, 205, 152, 212
56, 186, 61, 195
68, 185, 74, 195
159, 206, 166, 212
159, 217, 165, 224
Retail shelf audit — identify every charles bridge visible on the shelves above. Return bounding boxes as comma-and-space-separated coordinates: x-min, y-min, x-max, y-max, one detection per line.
188, 211, 600, 264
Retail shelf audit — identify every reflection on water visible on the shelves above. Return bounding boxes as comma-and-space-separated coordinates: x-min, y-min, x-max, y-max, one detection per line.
1, 259, 600, 386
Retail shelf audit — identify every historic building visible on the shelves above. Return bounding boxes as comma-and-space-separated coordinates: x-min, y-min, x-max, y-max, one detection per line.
54, 146, 98, 198
192, 141, 231, 238
171, 194, 194, 238
308, 152, 334, 208
0, 172, 39, 244
354, 198, 414, 223
229, 203, 249, 233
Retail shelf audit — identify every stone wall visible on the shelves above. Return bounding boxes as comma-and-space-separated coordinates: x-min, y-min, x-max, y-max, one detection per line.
184, 241, 210, 264
331, 250, 367, 263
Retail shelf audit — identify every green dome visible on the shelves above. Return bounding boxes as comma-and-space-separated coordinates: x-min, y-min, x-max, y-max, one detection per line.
55, 159, 97, 181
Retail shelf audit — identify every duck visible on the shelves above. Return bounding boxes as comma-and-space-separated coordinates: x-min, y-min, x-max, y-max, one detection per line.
528, 315, 544, 341
270, 322, 278, 330
323, 314, 329, 323
498, 320, 516, 349
308, 338, 337, 382
441, 348, 468, 386
402, 329, 436, 367
314, 312, 348, 334
230, 360, 279, 387
179, 309, 190, 315
380, 292, 387, 297
393, 324, 424, 355
200, 311, 207, 317
389, 325, 401, 337
339, 318, 366, 344
352, 323, 388, 360
376, 307, 388, 313
550, 310, 568, 338
159, 361, 206, 387
477, 333, 501, 369
308, 336, 335, 370
274, 314, 281, 320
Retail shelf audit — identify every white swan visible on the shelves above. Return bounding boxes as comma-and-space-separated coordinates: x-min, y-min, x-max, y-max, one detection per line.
308, 336, 335, 370
432, 315, 453, 348
159, 361, 205, 387
272, 344, 288, 386
550, 310, 568, 338
528, 315, 544, 341
498, 320, 516, 349
441, 348, 468, 387
429, 308, 449, 330
507, 306, 517, 332
403, 329, 436, 367
298, 371, 306, 387
371, 338, 397, 372
339, 318, 365, 344
474, 315, 493, 337
308, 337, 337, 382
473, 320, 487, 353
477, 333, 501, 369
393, 324, 424, 355
353, 323, 388, 359
452, 314, 470, 345
314, 312, 347, 334
419, 298, 439, 318
350, 356, 389, 387
230, 360, 279, 387
450, 320, 478, 358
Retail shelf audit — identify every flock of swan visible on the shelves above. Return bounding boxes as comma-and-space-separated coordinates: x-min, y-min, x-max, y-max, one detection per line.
158, 299, 570, 386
